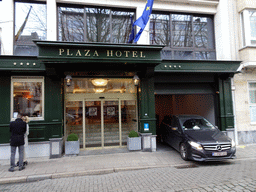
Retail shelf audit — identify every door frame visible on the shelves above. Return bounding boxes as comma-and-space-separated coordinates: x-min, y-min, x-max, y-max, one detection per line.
84, 98, 121, 149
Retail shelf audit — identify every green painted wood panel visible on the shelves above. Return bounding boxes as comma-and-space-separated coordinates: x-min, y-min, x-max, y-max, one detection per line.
0, 75, 11, 143
218, 78, 234, 131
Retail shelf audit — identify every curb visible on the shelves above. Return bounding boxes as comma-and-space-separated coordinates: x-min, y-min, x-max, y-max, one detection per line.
0, 164, 177, 185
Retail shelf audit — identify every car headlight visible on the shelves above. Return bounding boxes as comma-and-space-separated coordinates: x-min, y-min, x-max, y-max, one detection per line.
231, 139, 236, 148
189, 141, 203, 150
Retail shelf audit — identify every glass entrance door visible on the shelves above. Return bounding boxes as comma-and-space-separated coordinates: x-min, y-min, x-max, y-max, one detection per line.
85, 99, 120, 148
85, 100, 102, 147
103, 100, 120, 147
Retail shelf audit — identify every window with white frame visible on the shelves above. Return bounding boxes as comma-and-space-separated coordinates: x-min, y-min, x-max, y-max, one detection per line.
249, 82, 256, 123
11, 77, 44, 120
241, 10, 256, 46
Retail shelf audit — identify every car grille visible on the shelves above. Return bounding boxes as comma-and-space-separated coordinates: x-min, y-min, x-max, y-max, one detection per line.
202, 143, 231, 151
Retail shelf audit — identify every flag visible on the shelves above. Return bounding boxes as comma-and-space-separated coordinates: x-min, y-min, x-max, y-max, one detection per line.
133, 0, 154, 42
128, 15, 135, 43
15, 6, 32, 41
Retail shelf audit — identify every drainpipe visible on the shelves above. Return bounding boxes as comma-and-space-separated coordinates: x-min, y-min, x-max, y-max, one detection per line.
231, 77, 238, 145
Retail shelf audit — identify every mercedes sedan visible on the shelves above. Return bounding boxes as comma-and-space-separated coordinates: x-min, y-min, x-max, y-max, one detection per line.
161, 115, 236, 161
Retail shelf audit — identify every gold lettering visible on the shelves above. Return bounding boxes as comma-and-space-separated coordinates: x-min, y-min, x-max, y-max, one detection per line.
132, 51, 138, 58
140, 51, 146, 58
76, 50, 82, 56
124, 51, 130, 57
93, 50, 99, 57
84, 50, 90, 56
59, 49, 64, 56
107, 50, 113, 57
67, 49, 73, 56
115, 50, 122, 57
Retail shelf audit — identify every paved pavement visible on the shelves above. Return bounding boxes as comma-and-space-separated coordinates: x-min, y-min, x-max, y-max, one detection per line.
0, 143, 255, 186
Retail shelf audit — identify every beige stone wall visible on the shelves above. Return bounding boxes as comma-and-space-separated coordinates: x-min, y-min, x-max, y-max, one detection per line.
237, 0, 256, 12
239, 48, 256, 62
234, 71, 256, 132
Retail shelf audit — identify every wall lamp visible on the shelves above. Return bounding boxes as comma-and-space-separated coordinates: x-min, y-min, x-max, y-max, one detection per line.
65, 75, 72, 87
133, 75, 140, 86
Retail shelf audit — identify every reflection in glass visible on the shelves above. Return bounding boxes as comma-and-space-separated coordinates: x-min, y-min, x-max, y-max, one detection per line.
85, 8, 111, 42
66, 101, 83, 147
66, 78, 136, 94
85, 101, 102, 147
194, 17, 208, 48
195, 52, 216, 60
173, 51, 193, 60
14, 2, 46, 56
112, 11, 134, 43
121, 100, 137, 145
104, 101, 119, 146
150, 14, 169, 45
172, 14, 193, 47
58, 7, 84, 42
161, 50, 172, 60
13, 81, 43, 118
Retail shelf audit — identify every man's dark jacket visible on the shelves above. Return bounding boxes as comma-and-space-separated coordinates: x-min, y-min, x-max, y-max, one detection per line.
10, 118, 26, 146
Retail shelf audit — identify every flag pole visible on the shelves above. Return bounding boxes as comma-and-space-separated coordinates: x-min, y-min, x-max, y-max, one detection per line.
15, 6, 32, 42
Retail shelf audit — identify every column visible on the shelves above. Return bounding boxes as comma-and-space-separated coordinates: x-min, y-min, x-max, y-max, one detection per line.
47, 0, 57, 41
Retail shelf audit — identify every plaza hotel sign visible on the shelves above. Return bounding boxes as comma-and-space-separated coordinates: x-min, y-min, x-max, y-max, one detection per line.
58, 48, 146, 58
35, 41, 163, 63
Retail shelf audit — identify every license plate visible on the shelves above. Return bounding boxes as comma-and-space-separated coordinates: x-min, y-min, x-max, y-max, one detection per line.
212, 152, 227, 156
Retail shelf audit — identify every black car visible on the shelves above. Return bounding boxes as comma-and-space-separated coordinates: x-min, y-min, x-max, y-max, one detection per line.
161, 115, 236, 161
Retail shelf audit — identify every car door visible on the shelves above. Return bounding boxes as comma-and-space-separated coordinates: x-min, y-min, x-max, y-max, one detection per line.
170, 116, 183, 151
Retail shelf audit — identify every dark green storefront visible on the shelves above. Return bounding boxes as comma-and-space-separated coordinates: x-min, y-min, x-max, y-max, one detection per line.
0, 41, 240, 151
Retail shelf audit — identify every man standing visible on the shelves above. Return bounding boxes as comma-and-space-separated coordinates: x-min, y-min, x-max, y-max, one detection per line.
9, 114, 26, 172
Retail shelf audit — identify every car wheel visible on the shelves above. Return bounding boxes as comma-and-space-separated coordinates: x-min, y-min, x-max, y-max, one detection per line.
180, 143, 188, 161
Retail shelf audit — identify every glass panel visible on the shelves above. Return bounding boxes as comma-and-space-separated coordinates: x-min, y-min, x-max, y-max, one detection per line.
66, 101, 83, 147
172, 14, 193, 47
194, 17, 210, 48
250, 10, 256, 39
13, 81, 43, 118
14, 2, 46, 56
85, 8, 111, 42
66, 78, 136, 94
58, 7, 84, 42
121, 100, 137, 145
195, 51, 216, 60
112, 11, 134, 43
249, 83, 256, 104
104, 101, 119, 146
173, 51, 193, 60
85, 101, 102, 147
150, 14, 169, 45
161, 49, 172, 60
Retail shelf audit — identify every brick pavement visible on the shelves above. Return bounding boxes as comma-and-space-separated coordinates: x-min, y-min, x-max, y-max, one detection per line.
0, 159, 256, 191
0, 143, 255, 186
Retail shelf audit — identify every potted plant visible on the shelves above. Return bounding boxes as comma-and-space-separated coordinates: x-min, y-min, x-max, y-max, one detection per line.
65, 133, 79, 155
127, 130, 141, 151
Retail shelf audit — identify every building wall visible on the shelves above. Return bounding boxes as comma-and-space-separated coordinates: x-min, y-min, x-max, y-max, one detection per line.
0, 0, 232, 59
233, 0, 256, 144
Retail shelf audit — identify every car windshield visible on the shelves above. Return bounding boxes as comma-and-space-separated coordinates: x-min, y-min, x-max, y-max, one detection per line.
180, 117, 216, 130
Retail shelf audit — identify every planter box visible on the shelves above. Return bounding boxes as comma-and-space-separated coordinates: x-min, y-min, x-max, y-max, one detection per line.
65, 140, 79, 155
127, 137, 141, 151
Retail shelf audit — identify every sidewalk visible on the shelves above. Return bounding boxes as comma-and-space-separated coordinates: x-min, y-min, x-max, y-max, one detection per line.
0, 144, 255, 185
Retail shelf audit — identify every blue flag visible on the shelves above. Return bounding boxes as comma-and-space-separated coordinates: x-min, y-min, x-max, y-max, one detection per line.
133, 0, 154, 42
128, 15, 135, 43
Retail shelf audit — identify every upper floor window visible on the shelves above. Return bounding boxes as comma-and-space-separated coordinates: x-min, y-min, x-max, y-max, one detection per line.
150, 13, 215, 60
58, 5, 135, 43
14, 2, 46, 56
241, 10, 256, 47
